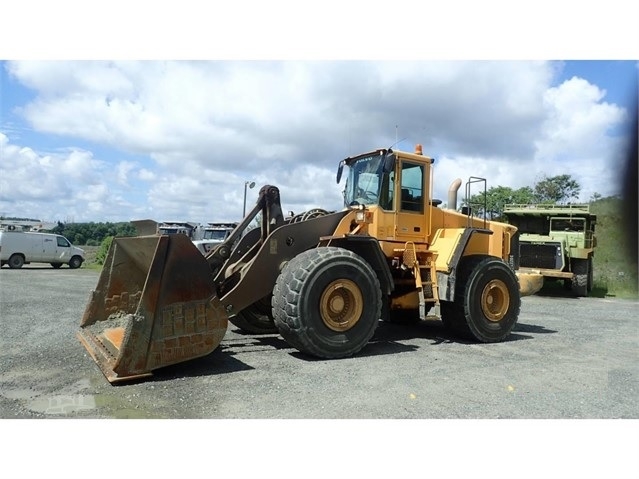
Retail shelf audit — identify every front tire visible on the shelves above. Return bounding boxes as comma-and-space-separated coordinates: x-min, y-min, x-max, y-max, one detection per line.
441, 255, 520, 342
68, 256, 83, 269
272, 247, 381, 358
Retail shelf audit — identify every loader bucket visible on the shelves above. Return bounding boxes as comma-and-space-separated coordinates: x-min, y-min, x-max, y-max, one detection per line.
517, 270, 544, 297
77, 234, 228, 383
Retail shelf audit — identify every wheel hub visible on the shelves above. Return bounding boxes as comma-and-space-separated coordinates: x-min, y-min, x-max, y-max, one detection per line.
481, 279, 510, 322
320, 279, 363, 332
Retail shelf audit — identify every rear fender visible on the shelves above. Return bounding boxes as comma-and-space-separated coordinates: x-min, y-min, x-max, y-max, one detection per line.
431, 227, 494, 301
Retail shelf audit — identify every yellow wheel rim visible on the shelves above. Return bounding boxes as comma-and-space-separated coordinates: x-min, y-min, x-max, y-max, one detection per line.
481, 279, 510, 322
320, 279, 364, 332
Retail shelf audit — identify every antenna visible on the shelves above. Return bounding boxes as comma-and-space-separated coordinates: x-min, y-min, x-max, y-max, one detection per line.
389, 125, 407, 150
349, 123, 352, 156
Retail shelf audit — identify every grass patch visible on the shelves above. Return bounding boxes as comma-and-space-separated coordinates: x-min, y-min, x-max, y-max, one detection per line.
80, 245, 101, 270
590, 197, 638, 300
82, 262, 103, 271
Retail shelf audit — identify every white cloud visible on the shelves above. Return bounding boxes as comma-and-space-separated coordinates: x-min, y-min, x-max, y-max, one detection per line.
116, 161, 137, 186
138, 168, 156, 182
1, 61, 634, 224
0, 134, 70, 203
537, 77, 627, 158
0, 133, 141, 221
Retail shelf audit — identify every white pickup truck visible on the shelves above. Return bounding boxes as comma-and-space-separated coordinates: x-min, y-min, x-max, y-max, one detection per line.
0, 230, 85, 269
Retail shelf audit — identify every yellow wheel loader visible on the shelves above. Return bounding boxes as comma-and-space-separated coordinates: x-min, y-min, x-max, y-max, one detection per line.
78, 145, 526, 383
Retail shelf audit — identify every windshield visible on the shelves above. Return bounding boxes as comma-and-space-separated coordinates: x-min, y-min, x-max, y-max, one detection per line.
550, 218, 585, 233
344, 154, 385, 207
203, 229, 228, 240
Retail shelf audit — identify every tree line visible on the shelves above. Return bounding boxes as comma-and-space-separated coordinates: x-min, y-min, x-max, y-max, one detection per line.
49, 221, 137, 246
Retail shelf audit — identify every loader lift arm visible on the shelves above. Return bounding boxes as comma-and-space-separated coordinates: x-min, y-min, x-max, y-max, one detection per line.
209, 192, 350, 318
205, 184, 284, 277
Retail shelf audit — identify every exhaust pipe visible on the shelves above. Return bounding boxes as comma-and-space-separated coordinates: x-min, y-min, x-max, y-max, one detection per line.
448, 178, 462, 210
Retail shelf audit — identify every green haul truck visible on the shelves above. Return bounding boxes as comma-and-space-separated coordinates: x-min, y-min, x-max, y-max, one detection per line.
502, 204, 597, 296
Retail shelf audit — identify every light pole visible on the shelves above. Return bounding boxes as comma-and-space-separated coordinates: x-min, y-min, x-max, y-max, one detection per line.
243, 180, 256, 217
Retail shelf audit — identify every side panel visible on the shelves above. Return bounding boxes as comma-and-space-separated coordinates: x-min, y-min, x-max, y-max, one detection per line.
394, 209, 428, 241
41, 235, 58, 261
0, 232, 10, 261
30, 234, 47, 262
431, 228, 465, 271
0, 233, 33, 262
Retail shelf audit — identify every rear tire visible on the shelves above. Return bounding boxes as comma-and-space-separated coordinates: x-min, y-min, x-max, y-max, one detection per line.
272, 247, 381, 358
8, 254, 24, 269
440, 255, 520, 342
229, 295, 277, 334
51, 262, 62, 269
571, 258, 589, 297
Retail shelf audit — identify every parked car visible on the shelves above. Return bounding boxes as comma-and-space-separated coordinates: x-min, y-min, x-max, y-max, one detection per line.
0, 229, 85, 269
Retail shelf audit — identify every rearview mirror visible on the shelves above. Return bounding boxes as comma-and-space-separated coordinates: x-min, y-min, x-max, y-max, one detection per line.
336, 160, 345, 183
382, 151, 395, 174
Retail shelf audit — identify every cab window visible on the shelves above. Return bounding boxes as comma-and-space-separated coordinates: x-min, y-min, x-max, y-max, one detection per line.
57, 236, 70, 247
379, 169, 395, 211
400, 161, 424, 212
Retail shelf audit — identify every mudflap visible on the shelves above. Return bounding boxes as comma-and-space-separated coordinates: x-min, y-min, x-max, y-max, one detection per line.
77, 234, 228, 383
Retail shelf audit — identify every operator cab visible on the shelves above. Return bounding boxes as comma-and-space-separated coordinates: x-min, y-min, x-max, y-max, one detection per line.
337, 149, 389, 208
336, 147, 428, 214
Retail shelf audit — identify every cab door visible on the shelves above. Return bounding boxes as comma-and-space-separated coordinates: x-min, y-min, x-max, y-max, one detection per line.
394, 160, 428, 242
53, 235, 72, 262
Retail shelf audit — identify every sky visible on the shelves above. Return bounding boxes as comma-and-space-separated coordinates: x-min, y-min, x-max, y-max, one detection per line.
0, 2, 637, 226
1, 59, 636, 225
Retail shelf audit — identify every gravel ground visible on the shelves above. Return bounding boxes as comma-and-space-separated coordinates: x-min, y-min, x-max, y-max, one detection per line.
1, 264, 637, 477
1, 265, 637, 419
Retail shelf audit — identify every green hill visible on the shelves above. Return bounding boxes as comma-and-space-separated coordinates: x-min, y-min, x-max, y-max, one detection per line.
588, 196, 638, 298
